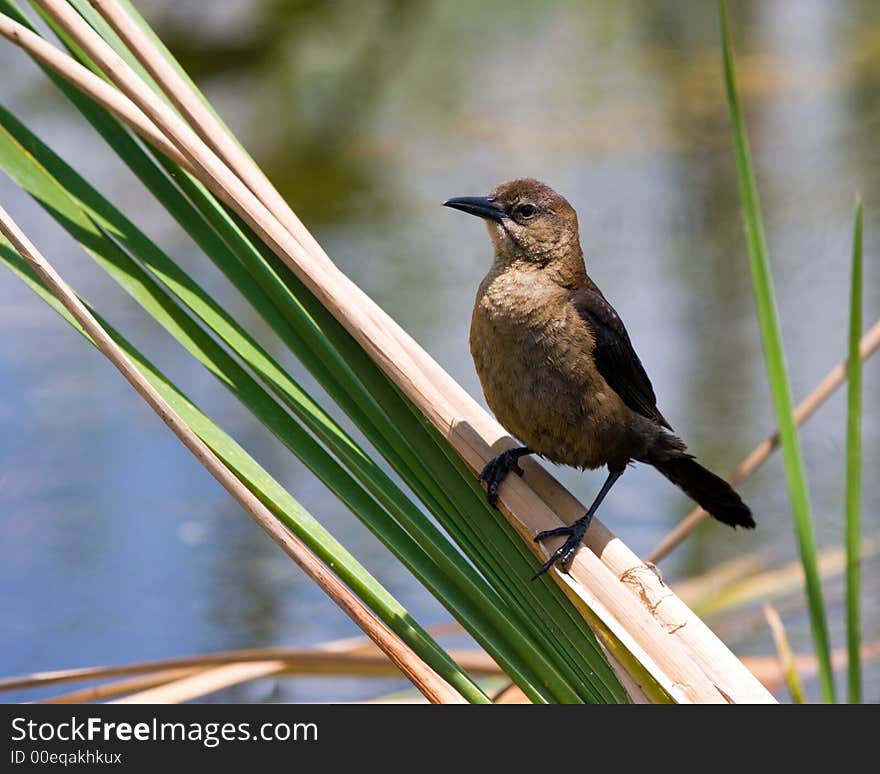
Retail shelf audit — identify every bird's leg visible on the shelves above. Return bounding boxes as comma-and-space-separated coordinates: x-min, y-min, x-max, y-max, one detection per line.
479, 446, 531, 507
532, 468, 624, 578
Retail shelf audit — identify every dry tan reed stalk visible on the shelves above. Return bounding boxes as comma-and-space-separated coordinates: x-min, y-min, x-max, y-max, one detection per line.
675, 532, 880, 617
763, 604, 805, 702
111, 661, 288, 704
4, 647, 502, 694
90, 0, 328, 266
45, 640, 880, 703
742, 641, 880, 694
37, 649, 501, 704
0, 205, 464, 705
7, 2, 775, 702
36, 668, 204, 704
648, 318, 880, 564
114, 649, 501, 704
0, 14, 187, 166
491, 684, 531, 704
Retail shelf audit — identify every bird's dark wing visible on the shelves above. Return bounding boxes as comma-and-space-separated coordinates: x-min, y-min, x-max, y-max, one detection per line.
569, 288, 672, 429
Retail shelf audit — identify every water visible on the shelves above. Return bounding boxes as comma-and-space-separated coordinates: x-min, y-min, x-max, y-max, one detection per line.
1, 0, 878, 703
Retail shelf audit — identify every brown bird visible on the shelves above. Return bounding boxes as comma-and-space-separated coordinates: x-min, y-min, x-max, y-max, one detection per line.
444, 178, 754, 576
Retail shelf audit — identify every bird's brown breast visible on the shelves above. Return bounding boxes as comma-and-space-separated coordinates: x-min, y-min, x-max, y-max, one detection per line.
470, 263, 644, 469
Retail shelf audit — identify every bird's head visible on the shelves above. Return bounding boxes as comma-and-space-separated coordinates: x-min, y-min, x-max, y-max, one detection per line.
444, 178, 581, 267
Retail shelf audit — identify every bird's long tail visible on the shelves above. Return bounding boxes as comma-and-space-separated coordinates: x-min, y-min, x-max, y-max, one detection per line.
651, 455, 755, 528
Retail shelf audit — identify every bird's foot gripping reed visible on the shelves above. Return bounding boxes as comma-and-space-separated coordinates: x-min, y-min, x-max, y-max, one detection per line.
478, 446, 530, 507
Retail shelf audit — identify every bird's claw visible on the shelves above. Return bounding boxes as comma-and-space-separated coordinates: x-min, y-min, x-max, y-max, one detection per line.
479, 449, 526, 508
532, 518, 590, 578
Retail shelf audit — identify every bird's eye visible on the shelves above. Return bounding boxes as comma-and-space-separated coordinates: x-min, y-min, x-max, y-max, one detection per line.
518, 204, 537, 219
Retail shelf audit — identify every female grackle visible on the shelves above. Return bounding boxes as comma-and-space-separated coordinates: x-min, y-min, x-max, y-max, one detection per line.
444, 178, 754, 576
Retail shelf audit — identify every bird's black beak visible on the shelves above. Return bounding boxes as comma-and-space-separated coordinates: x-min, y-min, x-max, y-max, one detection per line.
442, 196, 505, 223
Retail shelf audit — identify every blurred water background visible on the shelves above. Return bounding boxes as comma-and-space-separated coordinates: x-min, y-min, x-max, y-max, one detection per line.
1, 0, 878, 702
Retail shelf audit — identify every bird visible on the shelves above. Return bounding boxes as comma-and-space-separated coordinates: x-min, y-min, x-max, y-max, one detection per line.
443, 178, 754, 577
